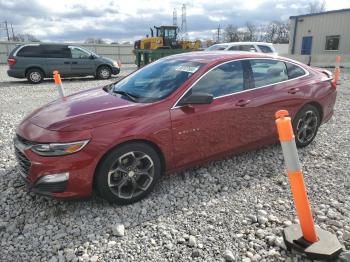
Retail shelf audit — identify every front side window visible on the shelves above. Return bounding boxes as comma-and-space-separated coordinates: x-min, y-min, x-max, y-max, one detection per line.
113, 59, 204, 103
228, 45, 239, 51
325, 35, 340, 51
190, 61, 244, 97
286, 62, 306, 79
206, 44, 228, 51
239, 45, 257, 52
70, 47, 91, 59
250, 59, 288, 88
258, 45, 273, 53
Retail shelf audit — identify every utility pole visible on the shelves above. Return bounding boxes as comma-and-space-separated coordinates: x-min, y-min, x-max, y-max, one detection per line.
173, 8, 177, 27
216, 24, 221, 43
4, 20, 10, 41
11, 23, 15, 40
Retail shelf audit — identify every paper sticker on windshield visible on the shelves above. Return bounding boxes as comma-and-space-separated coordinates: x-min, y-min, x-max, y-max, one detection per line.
175, 65, 200, 73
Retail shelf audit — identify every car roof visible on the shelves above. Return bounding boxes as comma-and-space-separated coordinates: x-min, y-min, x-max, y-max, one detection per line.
164, 51, 281, 64
220, 42, 274, 46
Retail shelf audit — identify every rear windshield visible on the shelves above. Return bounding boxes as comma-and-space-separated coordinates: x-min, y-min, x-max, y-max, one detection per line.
206, 44, 228, 51
113, 59, 204, 103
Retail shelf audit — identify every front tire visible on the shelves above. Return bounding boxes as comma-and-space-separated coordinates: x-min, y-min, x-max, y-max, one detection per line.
292, 104, 321, 148
26, 68, 44, 84
96, 66, 111, 80
95, 142, 161, 205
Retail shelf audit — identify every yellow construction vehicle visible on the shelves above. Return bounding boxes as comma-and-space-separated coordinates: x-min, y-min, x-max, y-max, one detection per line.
134, 25, 200, 50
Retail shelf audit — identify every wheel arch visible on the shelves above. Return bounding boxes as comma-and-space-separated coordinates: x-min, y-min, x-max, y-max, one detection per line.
25, 66, 46, 77
93, 139, 166, 187
300, 101, 324, 123
96, 64, 112, 74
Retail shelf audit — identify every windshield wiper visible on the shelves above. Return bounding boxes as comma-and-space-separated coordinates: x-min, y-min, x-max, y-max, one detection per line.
112, 90, 139, 102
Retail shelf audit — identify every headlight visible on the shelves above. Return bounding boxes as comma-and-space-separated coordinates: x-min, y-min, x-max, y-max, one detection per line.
31, 140, 89, 156
112, 60, 121, 68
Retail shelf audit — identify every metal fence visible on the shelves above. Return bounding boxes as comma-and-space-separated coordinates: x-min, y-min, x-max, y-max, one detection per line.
0, 41, 135, 64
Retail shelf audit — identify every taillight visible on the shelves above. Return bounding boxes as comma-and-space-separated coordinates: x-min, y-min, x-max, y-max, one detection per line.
7, 58, 16, 65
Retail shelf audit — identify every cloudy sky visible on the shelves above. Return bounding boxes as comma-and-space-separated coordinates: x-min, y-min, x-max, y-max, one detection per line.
0, 0, 349, 43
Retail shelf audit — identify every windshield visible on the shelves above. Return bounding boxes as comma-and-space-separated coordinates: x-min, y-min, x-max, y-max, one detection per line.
206, 44, 228, 51
112, 59, 204, 103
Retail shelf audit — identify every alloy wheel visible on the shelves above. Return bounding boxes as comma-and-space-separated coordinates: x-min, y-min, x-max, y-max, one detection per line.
296, 110, 318, 144
100, 69, 110, 79
30, 72, 41, 83
107, 151, 154, 199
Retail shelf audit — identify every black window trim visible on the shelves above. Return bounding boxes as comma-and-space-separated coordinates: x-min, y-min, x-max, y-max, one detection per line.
172, 58, 309, 109
324, 35, 340, 51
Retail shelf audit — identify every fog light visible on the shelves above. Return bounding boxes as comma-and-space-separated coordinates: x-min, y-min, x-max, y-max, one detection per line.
36, 172, 69, 184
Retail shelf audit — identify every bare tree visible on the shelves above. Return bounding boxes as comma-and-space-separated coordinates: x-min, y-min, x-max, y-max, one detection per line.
245, 22, 256, 41
263, 21, 289, 43
224, 25, 240, 42
13, 33, 40, 42
307, 0, 326, 13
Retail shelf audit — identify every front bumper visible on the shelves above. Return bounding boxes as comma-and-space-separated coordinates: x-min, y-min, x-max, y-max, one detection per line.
13, 133, 96, 199
111, 66, 120, 75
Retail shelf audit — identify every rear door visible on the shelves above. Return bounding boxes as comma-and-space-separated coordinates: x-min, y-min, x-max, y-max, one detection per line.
69, 46, 95, 76
42, 45, 72, 76
236, 59, 308, 146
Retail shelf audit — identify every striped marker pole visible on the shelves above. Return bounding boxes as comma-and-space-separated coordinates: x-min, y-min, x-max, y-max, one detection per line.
275, 110, 317, 243
276, 110, 342, 260
333, 55, 341, 86
53, 70, 65, 99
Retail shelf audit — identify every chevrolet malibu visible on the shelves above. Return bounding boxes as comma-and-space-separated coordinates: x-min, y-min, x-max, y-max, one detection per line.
14, 52, 336, 204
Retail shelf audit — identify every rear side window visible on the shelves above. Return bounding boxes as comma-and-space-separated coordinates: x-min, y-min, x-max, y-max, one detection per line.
258, 45, 273, 53
191, 61, 244, 97
16, 45, 70, 58
17, 46, 45, 57
44, 46, 70, 58
250, 59, 288, 88
286, 63, 306, 79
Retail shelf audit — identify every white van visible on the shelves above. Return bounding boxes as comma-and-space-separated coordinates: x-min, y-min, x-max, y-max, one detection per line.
205, 42, 278, 55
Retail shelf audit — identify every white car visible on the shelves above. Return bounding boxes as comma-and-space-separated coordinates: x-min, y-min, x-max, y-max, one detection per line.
205, 42, 278, 55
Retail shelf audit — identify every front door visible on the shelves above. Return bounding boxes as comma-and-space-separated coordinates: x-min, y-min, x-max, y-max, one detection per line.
69, 46, 95, 76
170, 60, 246, 168
301, 36, 313, 55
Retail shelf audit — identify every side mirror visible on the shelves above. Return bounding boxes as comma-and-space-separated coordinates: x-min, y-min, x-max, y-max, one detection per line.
179, 92, 213, 106
90, 54, 95, 59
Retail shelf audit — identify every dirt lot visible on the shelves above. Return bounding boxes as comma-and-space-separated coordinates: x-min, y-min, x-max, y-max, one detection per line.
0, 64, 349, 262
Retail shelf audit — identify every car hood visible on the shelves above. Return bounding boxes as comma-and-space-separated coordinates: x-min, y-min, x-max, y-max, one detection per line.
26, 87, 141, 131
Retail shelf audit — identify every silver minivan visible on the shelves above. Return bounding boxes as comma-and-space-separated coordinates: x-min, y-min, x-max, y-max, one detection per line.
7, 44, 120, 84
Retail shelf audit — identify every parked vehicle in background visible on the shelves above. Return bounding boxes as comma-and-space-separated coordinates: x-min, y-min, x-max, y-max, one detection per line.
206, 42, 278, 55
14, 52, 336, 204
7, 44, 121, 84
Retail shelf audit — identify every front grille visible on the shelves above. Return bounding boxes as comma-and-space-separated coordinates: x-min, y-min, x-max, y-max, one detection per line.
14, 147, 31, 177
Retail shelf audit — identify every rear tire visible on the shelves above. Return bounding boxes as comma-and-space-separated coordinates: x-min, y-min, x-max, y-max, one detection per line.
26, 68, 44, 84
95, 142, 161, 205
97, 66, 111, 80
292, 104, 321, 148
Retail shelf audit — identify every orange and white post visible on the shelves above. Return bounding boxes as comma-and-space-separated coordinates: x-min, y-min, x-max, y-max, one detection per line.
53, 70, 65, 99
275, 110, 318, 243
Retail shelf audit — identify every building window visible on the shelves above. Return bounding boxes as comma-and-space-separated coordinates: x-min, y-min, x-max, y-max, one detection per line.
325, 35, 340, 51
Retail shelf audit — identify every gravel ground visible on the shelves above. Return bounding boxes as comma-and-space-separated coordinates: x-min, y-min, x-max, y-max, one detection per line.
0, 64, 349, 262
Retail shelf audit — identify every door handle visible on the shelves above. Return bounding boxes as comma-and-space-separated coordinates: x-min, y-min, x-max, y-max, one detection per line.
235, 99, 250, 107
288, 87, 300, 94
64, 61, 70, 64
72, 62, 78, 64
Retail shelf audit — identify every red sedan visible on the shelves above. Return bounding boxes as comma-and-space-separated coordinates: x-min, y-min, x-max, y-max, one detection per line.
14, 52, 337, 204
